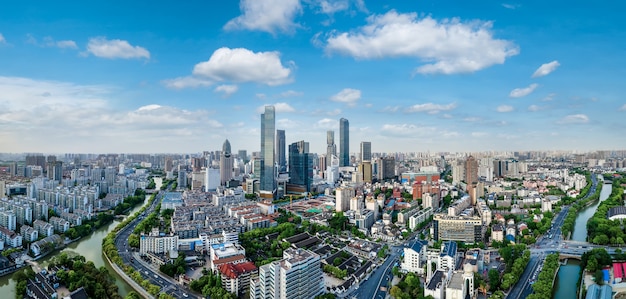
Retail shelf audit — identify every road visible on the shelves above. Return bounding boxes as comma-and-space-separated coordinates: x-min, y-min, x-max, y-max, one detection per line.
507, 174, 598, 299
114, 189, 194, 299
344, 246, 401, 299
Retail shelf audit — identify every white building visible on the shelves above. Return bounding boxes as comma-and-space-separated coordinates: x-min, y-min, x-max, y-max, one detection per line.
335, 187, 354, 212
250, 248, 323, 299
139, 234, 179, 255
401, 240, 428, 274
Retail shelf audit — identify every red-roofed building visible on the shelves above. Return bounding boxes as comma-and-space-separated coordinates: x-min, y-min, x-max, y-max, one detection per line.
218, 261, 258, 296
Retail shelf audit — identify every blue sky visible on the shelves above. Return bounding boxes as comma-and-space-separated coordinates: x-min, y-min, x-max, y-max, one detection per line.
1, 0, 625, 154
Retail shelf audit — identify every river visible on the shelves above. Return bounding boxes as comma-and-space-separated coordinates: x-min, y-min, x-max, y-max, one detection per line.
553, 178, 612, 299
0, 177, 162, 298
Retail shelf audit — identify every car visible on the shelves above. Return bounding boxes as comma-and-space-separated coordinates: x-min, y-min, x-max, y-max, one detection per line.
182, 293, 188, 298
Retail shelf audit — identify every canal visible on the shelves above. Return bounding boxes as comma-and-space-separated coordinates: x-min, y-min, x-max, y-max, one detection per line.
0, 177, 162, 297
553, 177, 612, 299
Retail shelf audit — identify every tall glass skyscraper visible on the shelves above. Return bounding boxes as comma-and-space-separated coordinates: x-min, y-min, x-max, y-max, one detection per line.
360, 141, 372, 162
260, 106, 276, 192
339, 118, 350, 167
288, 140, 313, 192
276, 129, 286, 172
326, 130, 336, 160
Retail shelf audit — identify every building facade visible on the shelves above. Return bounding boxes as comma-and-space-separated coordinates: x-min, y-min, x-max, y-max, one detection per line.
260, 106, 276, 194
339, 118, 349, 167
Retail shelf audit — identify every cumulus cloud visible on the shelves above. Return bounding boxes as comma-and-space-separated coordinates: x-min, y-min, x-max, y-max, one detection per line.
162, 76, 213, 89
214, 84, 239, 97
311, 0, 368, 16
532, 60, 560, 78
224, 0, 302, 34
330, 88, 361, 106
0, 76, 223, 152
325, 10, 518, 74
256, 102, 295, 113
193, 47, 294, 86
86, 37, 150, 59
496, 105, 514, 112
542, 93, 556, 101
407, 102, 457, 114
509, 83, 538, 98
558, 114, 589, 124
315, 118, 337, 129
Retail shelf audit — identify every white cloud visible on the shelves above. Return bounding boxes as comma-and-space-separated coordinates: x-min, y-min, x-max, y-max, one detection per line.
558, 114, 589, 124
0, 33, 6, 44
532, 60, 560, 78
256, 93, 267, 99
86, 37, 150, 59
327, 108, 342, 116
0, 76, 223, 152
619, 104, 626, 111
214, 84, 239, 97
330, 88, 361, 106
542, 93, 556, 101
24, 35, 78, 49
509, 83, 538, 98
382, 106, 400, 113
162, 76, 213, 89
463, 117, 481, 122
277, 118, 299, 129
407, 102, 457, 113
278, 90, 303, 98
256, 102, 295, 113
496, 105, 514, 112
224, 0, 302, 35
55, 40, 78, 49
193, 47, 293, 86
311, 0, 368, 15
502, 3, 519, 9
527, 105, 544, 112
325, 10, 518, 74
315, 118, 337, 129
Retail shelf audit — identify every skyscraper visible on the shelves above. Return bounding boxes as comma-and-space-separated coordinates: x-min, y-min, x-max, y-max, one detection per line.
276, 129, 286, 172
464, 156, 479, 186
326, 130, 337, 160
220, 139, 233, 185
360, 141, 372, 162
288, 140, 313, 192
339, 118, 349, 167
260, 106, 276, 193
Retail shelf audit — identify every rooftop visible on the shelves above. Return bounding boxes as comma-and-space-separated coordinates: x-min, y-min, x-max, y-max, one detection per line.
426, 270, 444, 290
441, 241, 457, 258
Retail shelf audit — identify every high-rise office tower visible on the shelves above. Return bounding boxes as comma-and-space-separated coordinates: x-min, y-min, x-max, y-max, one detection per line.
326, 130, 337, 160
288, 141, 314, 192
339, 118, 349, 167
260, 106, 276, 193
360, 141, 372, 162
464, 156, 479, 186
276, 130, 286, 172
238, 150, 248, 163
220, 139, 233, 185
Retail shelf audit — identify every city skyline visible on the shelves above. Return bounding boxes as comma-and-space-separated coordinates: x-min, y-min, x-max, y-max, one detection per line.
1, 1, 626, 154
